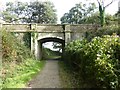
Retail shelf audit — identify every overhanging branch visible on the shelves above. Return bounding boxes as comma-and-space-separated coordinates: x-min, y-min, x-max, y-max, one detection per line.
105, 0, 114, 8
97, 0, 101, 5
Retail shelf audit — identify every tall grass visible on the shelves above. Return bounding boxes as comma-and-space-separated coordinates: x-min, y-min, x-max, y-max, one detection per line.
1, 29, 45, 88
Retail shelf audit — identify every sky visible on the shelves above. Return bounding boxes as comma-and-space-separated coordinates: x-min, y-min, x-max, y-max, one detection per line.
0, 0, 119, 23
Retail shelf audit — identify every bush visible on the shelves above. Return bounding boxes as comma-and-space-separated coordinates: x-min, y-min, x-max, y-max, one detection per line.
1, 30, 35, 88
2, 30, 32, 62
64, 34, 120, 88
85, 25, 120, 41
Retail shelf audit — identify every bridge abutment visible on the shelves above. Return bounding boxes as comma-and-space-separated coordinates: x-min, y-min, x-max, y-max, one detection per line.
64, 25, 71, 43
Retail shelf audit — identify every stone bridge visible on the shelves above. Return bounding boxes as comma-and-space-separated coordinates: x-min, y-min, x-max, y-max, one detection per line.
1, 24, 99, 59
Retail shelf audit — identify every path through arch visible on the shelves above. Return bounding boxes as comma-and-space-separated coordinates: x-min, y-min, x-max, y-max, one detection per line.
36, 37, 65, 60
27, 60, 61, 88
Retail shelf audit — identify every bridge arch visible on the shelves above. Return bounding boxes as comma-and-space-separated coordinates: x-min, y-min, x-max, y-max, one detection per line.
35, 37, 65, 60
1, 24, 99, 59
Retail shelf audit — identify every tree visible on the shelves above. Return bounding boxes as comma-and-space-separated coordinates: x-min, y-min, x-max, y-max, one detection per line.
105, 14, 118, 25
82, 12, 118, 25
28, 1, 57, 23
52, 42, 62, 52
1, 2, 28, 23
60, 2, 96, 24
96, 0, 116, 26
82, 12, 100, 24
115, 1, 120, 25
1, 1, 57, 24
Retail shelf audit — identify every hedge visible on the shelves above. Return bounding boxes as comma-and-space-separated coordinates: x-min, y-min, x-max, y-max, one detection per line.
64, 34, 120, 89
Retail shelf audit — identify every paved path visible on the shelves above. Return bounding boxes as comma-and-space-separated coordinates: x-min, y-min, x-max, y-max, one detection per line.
27, 60, 61, 88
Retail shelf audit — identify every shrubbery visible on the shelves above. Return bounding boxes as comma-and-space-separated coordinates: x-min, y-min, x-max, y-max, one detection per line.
2, 30, 32, 62
85, 25, 120, 41
1, 30, 44, 88
64, 34, 120, 88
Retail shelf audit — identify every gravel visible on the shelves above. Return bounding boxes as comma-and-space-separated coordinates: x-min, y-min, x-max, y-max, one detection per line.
27, 60, 61, 88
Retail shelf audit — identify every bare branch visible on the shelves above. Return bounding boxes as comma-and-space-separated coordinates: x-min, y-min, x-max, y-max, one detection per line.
105, 0, 114, 8
97, 0, 100, 5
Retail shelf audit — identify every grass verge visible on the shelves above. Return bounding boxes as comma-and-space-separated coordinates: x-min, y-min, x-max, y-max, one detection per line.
2, 58, 45, 88
59, 61, 80, 88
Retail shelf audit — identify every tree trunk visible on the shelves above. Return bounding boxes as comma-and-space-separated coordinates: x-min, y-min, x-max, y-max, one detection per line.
99, 6, 105, 27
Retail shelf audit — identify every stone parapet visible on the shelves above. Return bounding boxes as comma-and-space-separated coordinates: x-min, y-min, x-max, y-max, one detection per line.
1, 24, 99, 33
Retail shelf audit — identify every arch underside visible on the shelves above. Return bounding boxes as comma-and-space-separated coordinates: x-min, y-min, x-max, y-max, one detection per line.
36, 37, 65, 60
37, 33, 65, 41
39, 37, 65, 44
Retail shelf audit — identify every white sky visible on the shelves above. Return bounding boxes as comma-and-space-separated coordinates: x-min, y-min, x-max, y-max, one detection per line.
0, 0, 119, 23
